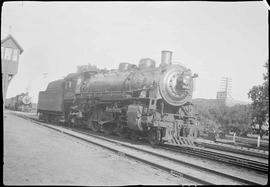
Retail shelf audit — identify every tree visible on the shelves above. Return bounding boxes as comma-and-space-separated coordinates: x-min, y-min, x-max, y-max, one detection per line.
248, 60, 269, 137
193, 99, 252, 137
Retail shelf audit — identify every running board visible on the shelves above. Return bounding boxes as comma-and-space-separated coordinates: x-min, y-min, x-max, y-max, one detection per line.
98, 119, 115, 125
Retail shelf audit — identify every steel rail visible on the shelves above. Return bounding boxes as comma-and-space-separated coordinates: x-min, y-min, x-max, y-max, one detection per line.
71, 128, 264, 185
12, 112, 265, 185
163, 144, 268, 173
200, 133, 268, 151
196, 141, 268, 159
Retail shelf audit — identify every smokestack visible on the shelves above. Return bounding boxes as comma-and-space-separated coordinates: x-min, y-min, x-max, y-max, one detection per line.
161, 50, 172, 67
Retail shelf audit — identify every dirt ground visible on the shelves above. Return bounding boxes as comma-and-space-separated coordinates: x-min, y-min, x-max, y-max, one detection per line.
3, 111, 192, 185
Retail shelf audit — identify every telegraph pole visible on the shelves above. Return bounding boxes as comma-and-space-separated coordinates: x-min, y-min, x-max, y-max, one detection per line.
216, 77, 233, 103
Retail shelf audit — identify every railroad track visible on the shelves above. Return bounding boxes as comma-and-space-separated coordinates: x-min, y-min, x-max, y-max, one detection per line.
162, 144, 268, 174
196, 141, 268, 159
11, 112, 267, 185
199, 133, 269, 151
216, 141, 269, 151
226, 134, 269, 146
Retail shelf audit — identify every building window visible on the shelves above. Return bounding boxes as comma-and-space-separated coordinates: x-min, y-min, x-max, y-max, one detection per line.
4, 47, 12, 60
8, 74, 13, 81
12, 49, 19, 61
1, 47, 4, 59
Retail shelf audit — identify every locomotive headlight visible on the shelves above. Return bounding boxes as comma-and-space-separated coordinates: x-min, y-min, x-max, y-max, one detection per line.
22, 96, 31, 105
183, 75, 191, 84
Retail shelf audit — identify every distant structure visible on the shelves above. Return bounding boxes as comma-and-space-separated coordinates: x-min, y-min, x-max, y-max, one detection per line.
216, 77, 233, 104
1, 34, 24, 108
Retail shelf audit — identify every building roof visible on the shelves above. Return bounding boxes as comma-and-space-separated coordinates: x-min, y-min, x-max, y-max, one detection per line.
1, 34, 24, 54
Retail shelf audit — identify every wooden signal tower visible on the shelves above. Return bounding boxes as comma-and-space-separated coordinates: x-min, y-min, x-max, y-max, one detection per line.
1, 34, 24, 108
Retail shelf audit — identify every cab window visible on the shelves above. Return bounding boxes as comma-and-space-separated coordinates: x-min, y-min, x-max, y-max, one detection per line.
65, 81, 72, 89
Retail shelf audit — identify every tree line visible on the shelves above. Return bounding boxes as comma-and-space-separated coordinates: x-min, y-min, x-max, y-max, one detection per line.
194, 61, 269, 138
194, 101, 253, 137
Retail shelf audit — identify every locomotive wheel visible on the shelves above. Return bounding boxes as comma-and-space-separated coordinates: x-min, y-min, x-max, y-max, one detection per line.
50, 117, 57, 125
149, 128, 162, 146
114, 120, 125, 136
37, 112, 42, 121
90, 121, 101, 132
48, 115, 54, 124
103, 122, 117, 135
70, 118, 76, 127
208, 132, 216, 141
67, 115, 75, 127
118, 128, 131, 139
130, 131, 138, 141
44, 114, 49, 123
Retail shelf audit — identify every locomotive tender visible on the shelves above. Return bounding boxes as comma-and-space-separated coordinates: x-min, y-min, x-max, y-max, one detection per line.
37, 50, 199, 145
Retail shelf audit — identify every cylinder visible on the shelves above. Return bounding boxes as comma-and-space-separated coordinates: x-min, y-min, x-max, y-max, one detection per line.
161, 50, 173, 67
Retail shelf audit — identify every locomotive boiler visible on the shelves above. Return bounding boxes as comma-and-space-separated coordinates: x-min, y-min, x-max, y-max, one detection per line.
37, 50, 199, 145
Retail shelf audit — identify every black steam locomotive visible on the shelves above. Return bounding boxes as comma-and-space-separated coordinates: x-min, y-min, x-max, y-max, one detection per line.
37, 50, 199, 145
5, 92, 32, 112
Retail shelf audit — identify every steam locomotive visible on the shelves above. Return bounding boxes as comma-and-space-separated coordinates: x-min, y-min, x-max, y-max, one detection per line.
37, 50, 199, 145
5, 92, 32, 112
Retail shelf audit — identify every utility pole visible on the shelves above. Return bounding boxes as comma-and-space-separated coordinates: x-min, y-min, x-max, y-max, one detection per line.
216, 77, 233, 103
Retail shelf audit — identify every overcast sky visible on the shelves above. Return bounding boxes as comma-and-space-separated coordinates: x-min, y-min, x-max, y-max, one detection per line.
1, 1, 268, 103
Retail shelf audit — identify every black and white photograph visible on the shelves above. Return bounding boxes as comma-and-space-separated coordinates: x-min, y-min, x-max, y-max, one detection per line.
2, 1, 269, 185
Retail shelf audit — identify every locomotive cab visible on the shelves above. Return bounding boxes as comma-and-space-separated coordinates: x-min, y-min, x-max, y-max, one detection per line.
64, 73, 80, 100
